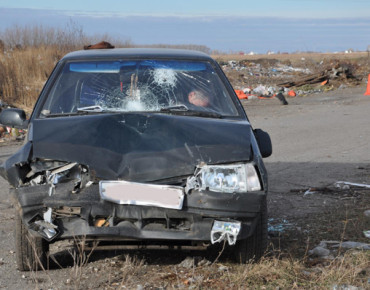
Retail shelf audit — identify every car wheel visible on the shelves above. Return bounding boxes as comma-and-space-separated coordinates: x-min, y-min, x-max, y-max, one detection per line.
15, 210, 49, 271
234, 196, 268, 263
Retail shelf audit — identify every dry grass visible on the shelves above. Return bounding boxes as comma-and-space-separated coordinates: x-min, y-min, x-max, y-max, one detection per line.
230, 251, 369, 289
26, 242, 369, 289
82, 250, 369, 289
0, 24, 122, 112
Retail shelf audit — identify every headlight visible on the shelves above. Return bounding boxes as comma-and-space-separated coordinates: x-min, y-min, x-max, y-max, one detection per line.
198, 163, 261, 193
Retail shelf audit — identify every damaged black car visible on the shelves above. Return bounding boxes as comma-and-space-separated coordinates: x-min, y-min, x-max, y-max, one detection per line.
0, 48, 272, 270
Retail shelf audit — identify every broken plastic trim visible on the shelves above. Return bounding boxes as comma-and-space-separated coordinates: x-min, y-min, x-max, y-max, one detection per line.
28, 161, 91, 193
210, 220, 241, 246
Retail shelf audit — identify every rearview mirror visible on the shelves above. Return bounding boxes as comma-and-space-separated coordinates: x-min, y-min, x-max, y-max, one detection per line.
254, 129, 272, 158
0, 108, 28, 129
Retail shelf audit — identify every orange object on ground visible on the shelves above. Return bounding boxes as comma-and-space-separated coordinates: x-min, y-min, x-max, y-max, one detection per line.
288, 90, 296, 97
321, 80, 328, 86
365, 74, 370, 95
235, 89, 248, 99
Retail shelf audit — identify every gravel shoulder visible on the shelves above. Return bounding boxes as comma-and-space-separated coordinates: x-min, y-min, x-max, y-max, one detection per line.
0, 87, 369, 288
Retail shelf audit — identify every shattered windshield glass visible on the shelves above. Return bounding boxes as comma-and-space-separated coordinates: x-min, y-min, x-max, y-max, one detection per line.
40, 59, 238, 117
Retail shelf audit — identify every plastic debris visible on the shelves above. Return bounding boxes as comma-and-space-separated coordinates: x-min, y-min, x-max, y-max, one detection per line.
309, 246, 330, 258
364, 230, 370, 238
234, 89, 248, 99
332, 284, 362, 290
335, 181, 370, 189
0, 124, 27, 141
309, 240, 370, 262
178, 257, 194, 269
218, 265, 228, 272
364, 74, 370, 95
10, 128, 19, 137
304, 188, 317, 196
268, 218, 293, 235
333, 241, 370, 250
253, 85, 271, 96
288, 90, 296, 97
178, 256, 210, 268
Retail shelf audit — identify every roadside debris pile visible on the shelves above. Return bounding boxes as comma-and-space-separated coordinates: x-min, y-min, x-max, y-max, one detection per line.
0, 126, 26, 141
221, 59, 312, 93
221, 59, 311, 76
221, 58, 363, 102
0, 101, 28, 141
278, 61, 361, 88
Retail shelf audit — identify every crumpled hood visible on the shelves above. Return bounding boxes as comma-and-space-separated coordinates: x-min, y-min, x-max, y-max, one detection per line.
6, 113, 252, 183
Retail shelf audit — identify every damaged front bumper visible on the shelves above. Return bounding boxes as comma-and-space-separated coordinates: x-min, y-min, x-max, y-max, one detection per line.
13, 181, 265, 246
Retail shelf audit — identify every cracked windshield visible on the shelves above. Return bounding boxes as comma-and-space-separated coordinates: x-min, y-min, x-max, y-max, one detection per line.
41, 60, 238, 117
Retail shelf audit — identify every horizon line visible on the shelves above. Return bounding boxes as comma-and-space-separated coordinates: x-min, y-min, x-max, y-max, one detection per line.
1, 7, 369, 20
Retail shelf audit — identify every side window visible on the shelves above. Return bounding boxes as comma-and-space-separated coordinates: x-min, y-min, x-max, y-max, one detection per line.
41, 71, 80, 115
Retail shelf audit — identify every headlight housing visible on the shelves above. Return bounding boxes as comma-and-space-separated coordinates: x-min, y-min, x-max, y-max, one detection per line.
198, 163, 261, 193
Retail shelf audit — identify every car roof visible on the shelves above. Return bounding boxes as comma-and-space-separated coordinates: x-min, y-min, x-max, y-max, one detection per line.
62, 48, 213, 62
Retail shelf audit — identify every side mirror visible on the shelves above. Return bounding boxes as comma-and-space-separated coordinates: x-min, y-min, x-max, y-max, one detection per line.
254, 129, 272, 158
0, 108, 28, 129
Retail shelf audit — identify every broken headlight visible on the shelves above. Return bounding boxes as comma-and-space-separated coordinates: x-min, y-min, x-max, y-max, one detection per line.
199, 163, 261, 193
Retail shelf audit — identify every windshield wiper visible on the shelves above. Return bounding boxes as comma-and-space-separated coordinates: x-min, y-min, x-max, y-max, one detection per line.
77, 105, 104, 112
160, 104, 189, 112
160, 105, 222, 118
42, 105, 108, 118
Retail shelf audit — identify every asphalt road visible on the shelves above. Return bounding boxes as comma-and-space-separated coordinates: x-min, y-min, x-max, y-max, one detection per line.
244, 86, 370, 193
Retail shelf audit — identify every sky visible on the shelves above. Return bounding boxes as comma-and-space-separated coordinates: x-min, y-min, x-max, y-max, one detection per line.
0, 0, 369, 53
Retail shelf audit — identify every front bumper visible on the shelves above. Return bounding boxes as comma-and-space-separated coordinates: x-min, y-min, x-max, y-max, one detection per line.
12, 183, 266, 243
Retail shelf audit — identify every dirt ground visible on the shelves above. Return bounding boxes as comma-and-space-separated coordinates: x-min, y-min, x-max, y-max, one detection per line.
244, 86, 370, 257
0, 86, 369, 289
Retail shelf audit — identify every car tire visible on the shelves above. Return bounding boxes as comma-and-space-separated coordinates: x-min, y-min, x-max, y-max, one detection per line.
15, 210, 49, 271
234, 196, 268, 263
